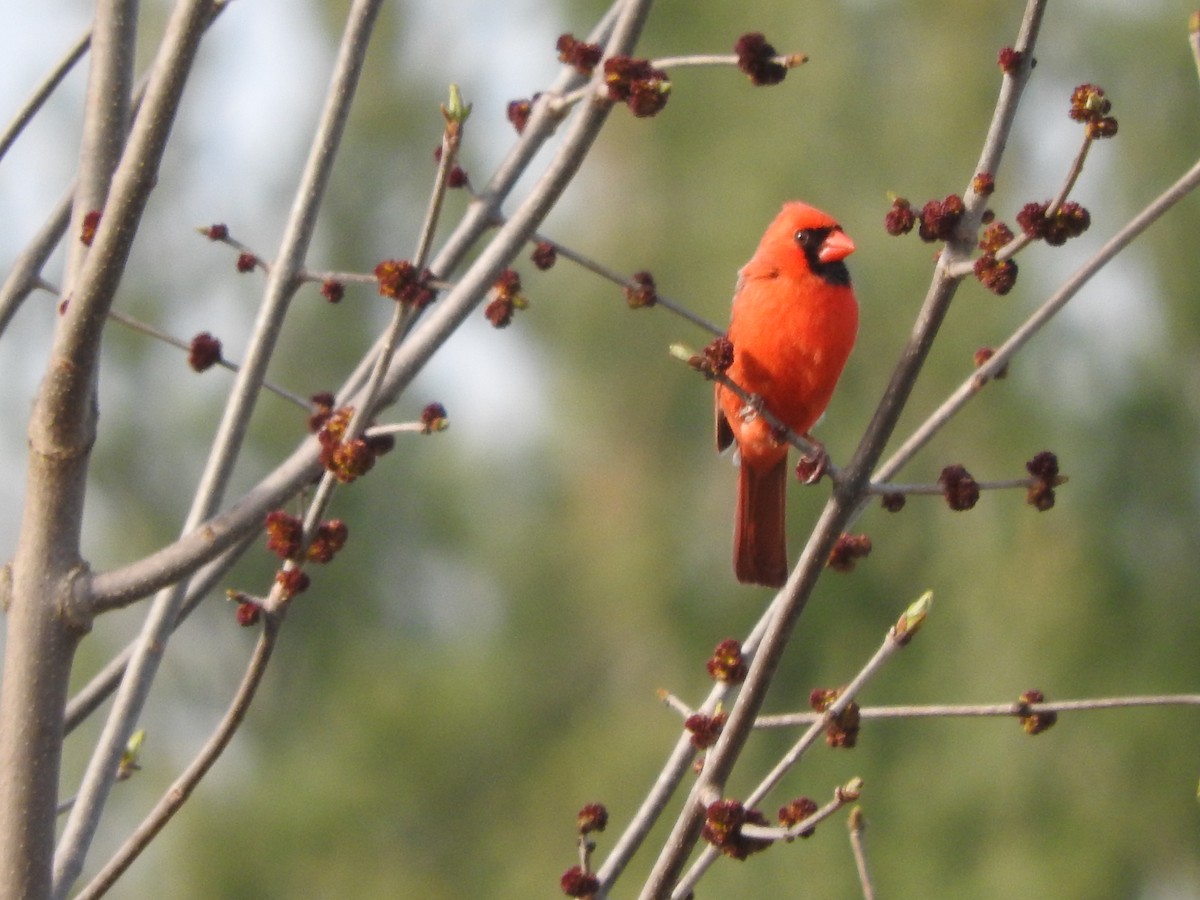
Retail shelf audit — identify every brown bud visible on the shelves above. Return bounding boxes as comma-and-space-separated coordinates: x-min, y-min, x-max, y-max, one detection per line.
939, 464, 980, 511
188, 332, 222, 372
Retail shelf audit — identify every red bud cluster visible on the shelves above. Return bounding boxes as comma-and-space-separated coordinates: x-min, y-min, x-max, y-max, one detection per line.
531, 240, 558, 270
734, 32, 788, 86
810, 687, 860, 748
884, 197, 916, 236
684, 711, 727, 749
972, 172, 996, 196
778, 797, 819, 836
1025, 450, 1060, 511
623, 271, 657, 309
264, 512, 349, 564
321, 279, 345, 303
317, 406, 387, 483
939, 464, 980, 510
306, 519, 349, 564
691, 336, 734, 379
706, 638, 748, 683
973, 346, 1009, 379
484, 268, 526, 328
576, 803, 608, 835
973, 254, 1019, 295
235, 600, 262, 627
265, 510, 304, 560
827, 533, 872, 572
374, 259, 437, 308
1017, 689, 1058, 735
420, 402, 449, 434
603, 56, 671, 118
556, 33, 602, 74
559, 867, 599, 898
507, 97, 534, 134
702, 799, 771, 860
1069, 84, 1118, 138
977, 221, 1014, 254
188, 332, 222, 372
918, 194, 966, 242
274, 567, 310, 600
1016, 201, 1090, 246
997, 47, 1024, 74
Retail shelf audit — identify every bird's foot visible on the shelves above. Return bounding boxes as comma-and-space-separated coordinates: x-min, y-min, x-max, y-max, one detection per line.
737, 394, 766, 423
795, 437, 828, 485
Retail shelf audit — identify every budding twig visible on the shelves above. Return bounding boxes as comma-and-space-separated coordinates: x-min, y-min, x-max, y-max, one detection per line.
874, 153, 1200, 492
650, 52, 807, 71
949, 126, 1100, 277
530, 232, 724, 335
848, 808, 876, 900
866, 473, 1067, 497
669, 593, 929, 894
108, 308, 312, 409
755, 693, 1200, 728
673, 780, 862, 899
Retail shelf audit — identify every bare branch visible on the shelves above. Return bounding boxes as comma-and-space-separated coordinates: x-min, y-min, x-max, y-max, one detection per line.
0, 29, 91, 164
72, 614, 282, 900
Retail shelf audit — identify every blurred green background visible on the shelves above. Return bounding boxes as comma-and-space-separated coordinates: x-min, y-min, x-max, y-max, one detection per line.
3, 0, 1200, 897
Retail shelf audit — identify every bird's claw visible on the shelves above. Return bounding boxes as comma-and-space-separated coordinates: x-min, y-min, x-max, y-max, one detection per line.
737, 394, 766, 423
795, 439, 828, 485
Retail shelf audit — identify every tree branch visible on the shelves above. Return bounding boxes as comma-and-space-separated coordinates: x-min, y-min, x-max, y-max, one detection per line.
72, 614, 282, 900
638, 4, 1048, 894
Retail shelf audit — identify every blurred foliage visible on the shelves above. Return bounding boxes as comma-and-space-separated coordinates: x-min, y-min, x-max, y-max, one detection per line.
4, 0, 1199, 897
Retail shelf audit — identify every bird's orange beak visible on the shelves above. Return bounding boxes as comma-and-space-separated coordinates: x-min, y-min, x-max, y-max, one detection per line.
818, 229, 856, 264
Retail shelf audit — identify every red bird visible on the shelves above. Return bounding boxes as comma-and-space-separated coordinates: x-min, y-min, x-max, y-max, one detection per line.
716, 202, 859, 587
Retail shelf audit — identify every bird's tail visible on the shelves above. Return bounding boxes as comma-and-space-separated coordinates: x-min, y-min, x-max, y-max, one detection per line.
733, 456, 789, 587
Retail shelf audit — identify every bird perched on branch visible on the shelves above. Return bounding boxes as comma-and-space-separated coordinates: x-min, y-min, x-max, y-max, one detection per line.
716, 201, 859, 587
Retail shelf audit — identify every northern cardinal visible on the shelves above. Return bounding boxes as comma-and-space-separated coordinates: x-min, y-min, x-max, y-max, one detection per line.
716, 202, 859, 587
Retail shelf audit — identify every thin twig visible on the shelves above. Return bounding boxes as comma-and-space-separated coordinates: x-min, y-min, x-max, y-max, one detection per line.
652, 53, 807, 71
72, 614, 282, 900
106, 309, 311, 409
848, 808, 875, 900
756, 694, 1200, 727
865, 474, 1065, 497
535, 232, 724, 335
0, 29, 92, 164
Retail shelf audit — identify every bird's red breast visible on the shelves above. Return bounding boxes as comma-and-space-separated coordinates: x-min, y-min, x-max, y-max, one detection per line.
715, 201, 859, 586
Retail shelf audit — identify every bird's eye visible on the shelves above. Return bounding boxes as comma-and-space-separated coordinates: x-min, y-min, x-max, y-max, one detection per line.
794, 229, 816, 249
